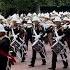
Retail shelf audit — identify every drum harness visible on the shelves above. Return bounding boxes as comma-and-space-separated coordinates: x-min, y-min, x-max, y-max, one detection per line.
52, 26, 67, 61
10, 28, 26, 61
32, 28, 47, 60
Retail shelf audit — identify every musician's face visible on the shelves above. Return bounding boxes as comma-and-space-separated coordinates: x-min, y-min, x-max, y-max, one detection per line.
33, 21, 39, 24
0, 32, 5, 37
27, 23, 31, 26
45, 18, 49, 21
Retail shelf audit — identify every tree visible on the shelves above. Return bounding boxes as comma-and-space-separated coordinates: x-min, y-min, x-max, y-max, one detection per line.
0, 0, 70, 15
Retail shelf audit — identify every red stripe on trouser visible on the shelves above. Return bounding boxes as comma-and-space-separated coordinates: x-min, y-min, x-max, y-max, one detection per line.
0, 49, 16, 63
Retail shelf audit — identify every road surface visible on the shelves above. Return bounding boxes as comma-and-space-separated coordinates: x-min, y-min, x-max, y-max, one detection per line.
11, 42, 70, 70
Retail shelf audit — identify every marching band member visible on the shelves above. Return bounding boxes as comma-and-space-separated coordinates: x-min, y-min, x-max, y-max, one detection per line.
10, 19, 28, 62
28, 16, 46, 67
25, 19, 33, 50
17, 29, 27, 62
63, 18, 70, 51
0, 24, 10, 70
44, 15, 54, 45
49, 17, 68, 70
11, 20, 20, 35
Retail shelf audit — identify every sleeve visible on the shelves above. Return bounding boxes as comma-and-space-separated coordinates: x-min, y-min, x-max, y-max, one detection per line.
2, 38, 10, 52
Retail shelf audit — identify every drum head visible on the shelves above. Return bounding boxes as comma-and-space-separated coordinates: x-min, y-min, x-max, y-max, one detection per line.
32, 40, 44, 52
52, 41, 64, 55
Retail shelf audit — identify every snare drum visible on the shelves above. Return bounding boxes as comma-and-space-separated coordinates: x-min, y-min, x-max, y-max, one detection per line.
52, 41, 64, 55
32, 40, 44, 52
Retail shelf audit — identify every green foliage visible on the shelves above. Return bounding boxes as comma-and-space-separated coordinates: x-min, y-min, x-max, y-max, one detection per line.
0, 0, 70, 15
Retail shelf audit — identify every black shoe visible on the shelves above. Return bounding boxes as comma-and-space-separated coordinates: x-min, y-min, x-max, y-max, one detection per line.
21, 59, 25, 62
48, 67, 55, 70
42, 63, 46, 65
28, 64, 34, 67
21, 56, 25, 62
63, 66, 68, 69
63, 61, 68, 69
